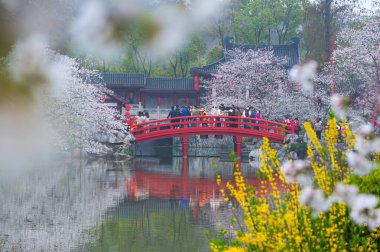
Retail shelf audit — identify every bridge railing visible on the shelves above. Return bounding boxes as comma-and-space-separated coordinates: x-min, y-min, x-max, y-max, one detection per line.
131, 116, 294, 137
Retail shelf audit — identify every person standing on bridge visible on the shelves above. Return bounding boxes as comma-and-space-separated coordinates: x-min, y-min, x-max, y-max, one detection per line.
200, 107, 207, 127
167, 106, 181, 128
137, 111, 144, 124
191, 106, 200, 127
143, 110, 149, 121
282, 115, 292, 135
256, 110, 261, 119
254, 110, 261, 130
174, 106, 181, 127
228, 105, 237, 128
211, 105, 221, 127
235, 107, 242, 117
181, 106, 190, 127
210, 105, 218, 116
167, 106, 175, 118
181, 106, 190, 117
243, 106, 250, 129
189, 106, 194, 115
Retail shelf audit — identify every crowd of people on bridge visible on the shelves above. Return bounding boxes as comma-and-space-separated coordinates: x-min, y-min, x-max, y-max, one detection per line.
124, 103, 310, 135
166, 104, 262, 120
125, 104, 300, 133
123, 103, 380, 148
165, 104, 264, 128
125, 110, 150, 131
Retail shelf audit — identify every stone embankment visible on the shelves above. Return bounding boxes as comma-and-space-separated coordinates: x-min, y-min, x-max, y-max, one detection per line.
90, 130, 135, 159
248, 133, 303, 167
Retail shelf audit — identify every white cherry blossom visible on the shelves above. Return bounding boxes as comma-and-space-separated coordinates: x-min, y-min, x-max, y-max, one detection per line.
300, 186, 331, 217
346, 151, 374, 176
349, 194, 380, 230
330, 182, 359, 206
289, 60, 318, 96
280, 160, 312, 186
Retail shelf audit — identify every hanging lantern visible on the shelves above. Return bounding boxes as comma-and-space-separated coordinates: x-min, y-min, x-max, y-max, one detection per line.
125, 111, 130, 118
157, 97, 161, 105
125, 103, 130, 111
194, 76, 200, 91
194, 83, 199, 92
185, 97, 190, 105
129, 92, 134, 99
100, 96, 105, 103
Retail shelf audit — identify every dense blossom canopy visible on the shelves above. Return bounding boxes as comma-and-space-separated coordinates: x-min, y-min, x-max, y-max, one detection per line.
8, 37, 124, 154
40, 54, 124, 154
316, 14, 380, 115
206, 49, 318, 120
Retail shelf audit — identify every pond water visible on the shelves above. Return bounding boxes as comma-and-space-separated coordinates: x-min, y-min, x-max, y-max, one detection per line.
0, 140, 261, 252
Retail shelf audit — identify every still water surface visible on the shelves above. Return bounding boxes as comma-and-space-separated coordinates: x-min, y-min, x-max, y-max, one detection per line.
0, 141, 260, 252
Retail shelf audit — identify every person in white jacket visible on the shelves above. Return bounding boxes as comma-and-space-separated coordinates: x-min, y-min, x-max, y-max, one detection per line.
210, 105, 221, 126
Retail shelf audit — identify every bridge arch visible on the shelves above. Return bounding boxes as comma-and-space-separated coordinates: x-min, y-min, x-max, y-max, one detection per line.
131, 116, 293, 164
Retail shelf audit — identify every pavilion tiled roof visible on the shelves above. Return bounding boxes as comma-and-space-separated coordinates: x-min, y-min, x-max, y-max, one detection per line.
101, 73, 196, 91
144, 77, 195, 92
191, 37, 300, 77
101, 73, 145, 87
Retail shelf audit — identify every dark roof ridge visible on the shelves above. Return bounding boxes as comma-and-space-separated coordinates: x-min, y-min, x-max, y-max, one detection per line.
224, 36, 300, 50
191, 37, 300, 77
101, 72, 146, 87
146, 77, 193, 80
102, 72, 145, 76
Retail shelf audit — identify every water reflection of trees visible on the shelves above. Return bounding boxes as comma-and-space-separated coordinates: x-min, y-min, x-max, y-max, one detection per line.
0, 155, 263, 251
0, 159, 129, 252
83, 200, 209, 252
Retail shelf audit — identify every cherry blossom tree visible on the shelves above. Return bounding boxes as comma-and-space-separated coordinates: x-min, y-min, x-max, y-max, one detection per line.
317, 14, 380, 115
205, 49, 322, 120
7, 36, 124, 155
39, 53, 125, 154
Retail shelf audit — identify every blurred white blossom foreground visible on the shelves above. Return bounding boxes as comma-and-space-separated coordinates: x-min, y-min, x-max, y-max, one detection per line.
1, 35, 124, 172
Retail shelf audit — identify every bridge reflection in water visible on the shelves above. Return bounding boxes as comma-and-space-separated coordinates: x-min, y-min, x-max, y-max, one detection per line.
124, 156, 285, 207
85, 154, 286, 252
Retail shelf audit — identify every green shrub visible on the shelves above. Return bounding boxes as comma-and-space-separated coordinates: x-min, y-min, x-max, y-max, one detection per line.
290, 141, 307, 159
349, 164, 380, 196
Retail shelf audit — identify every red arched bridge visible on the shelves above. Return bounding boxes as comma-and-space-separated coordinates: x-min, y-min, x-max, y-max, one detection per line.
131, 115, 294, 162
